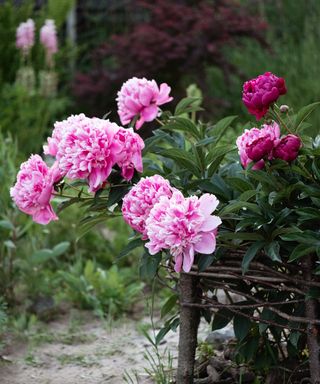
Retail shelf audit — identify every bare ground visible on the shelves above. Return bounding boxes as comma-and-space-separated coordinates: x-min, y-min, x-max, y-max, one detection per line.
0, 310, 210, 384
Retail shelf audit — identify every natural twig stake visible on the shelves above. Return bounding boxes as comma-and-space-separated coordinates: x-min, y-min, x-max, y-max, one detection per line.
177, 273, 200, 384
303, 255, 320, 383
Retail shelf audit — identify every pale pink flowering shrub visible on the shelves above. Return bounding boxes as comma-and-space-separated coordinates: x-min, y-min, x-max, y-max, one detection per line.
10, 155, 58, 225
55, 115, 122, 192
113, 127, 145, 180
145, 191, 222, 273
242, 72, 287, 120
40, 19, 58, 64
16, 19, 35, 55
236, 122, 280, 169
122, 175, 173, 239
117, 77, 173, 130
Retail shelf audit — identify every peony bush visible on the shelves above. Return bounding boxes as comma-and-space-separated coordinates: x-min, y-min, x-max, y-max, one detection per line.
11, 72, 320, 382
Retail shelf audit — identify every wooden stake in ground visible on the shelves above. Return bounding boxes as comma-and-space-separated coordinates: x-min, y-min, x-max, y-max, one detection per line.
177, 273, 200, 384
304, 255, 320, 384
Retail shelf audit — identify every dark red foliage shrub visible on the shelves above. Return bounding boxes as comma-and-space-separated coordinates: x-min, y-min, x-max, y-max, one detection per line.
73, 0, 268, 117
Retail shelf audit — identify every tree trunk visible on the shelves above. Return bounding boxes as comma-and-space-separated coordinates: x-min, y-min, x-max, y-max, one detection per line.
177, 273, 200, 384
303, 255, 320, 383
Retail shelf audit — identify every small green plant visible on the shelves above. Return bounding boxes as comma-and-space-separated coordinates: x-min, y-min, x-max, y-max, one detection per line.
58, 260, 144, 318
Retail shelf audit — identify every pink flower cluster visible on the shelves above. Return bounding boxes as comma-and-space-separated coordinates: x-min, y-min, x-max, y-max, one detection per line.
122, 176, 221, 272
117, 77, 173, 130
242, 72, 287, 120
236, 122, 301, 169
122, 175, 173, 239
10, 155, 58, 225
45, 114, 145, 192
12, 112, 145, 224
40, 19, 58, 65
16, 19, 35, 56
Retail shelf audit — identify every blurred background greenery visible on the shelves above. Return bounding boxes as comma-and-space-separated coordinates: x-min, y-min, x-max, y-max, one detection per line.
1, 0, 320, 348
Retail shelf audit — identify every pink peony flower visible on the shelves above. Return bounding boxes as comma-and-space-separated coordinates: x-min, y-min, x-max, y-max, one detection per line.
145, 191, 221, 273
55, 115, 122, 192
40, 19, 58, 65
273, 134, 301, 162
113, 127, 145, 180
122, 175, 173, 239
242, 72, 287, 120
117, 77, 173, 130
16, 19, 35, 56
236, 122, 280, 168
44, 114, 88, 157
10, 155, 58, 225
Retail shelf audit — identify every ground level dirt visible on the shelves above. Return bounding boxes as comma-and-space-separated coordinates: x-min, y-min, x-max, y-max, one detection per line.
0, 310, 210, 384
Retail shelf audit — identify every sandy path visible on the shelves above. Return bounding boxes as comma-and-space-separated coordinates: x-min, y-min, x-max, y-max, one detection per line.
0, 310, 211, 384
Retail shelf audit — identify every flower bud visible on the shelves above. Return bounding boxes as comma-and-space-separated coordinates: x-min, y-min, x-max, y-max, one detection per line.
273, 134, 301, 162
280, 105, 289, 113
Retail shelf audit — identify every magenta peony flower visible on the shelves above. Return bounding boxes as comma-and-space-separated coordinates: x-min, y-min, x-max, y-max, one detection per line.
113, 127, 145, 180
236, 122, 280, 168
10, 155, 58, 225
273, 134, 301, 162
40, 19, 58, 65
55, 114, 122, 192
16, 19, 35, 56
122, 175, 173, 239
242, 72, 287, 120
145, 191, 221, 273
117, 77, 173, 130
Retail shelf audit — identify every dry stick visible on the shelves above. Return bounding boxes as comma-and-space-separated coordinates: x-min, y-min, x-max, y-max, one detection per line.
200, 280, 320, 326
177, 273, 201, 384
303, 255, 320, 383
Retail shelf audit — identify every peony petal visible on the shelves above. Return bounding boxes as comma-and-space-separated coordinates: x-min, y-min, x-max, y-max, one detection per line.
141, 104, 158, 122
194, 232, 216, 254
174, 253, 183, 273
199, 193, 219, 215
33, 205, 58, 225
200, 215, 222, 232
182, 246, 195, 272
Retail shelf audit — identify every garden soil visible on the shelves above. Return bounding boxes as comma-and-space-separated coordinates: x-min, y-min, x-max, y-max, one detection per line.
0, 310, 210, 384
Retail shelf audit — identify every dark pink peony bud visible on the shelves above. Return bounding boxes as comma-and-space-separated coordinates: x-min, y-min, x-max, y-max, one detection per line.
273, 134, 301, 162
242, 72, 287, 120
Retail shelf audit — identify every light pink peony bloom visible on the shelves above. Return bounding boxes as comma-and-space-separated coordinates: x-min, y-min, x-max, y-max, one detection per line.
113, 127, 145, 180
40, 19, 58, 65
117, 77, 173, 130
16, 19, 35, 55
10, 155, 58, 225
145, 191, 222, 273
55, 115, 122, 192
273, 134, 301, 162
236, 122, 280, 169
122, 175, 173, 239
44, 114, 88, 157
